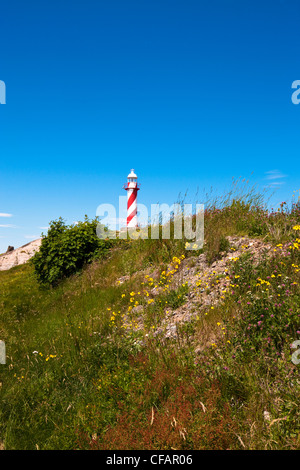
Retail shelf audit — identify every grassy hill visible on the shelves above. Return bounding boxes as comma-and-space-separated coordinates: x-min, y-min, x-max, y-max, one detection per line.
0, 189, 300, 450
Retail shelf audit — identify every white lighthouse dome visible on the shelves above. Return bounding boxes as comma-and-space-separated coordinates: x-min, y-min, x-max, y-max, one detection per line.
127, 169, 137, 179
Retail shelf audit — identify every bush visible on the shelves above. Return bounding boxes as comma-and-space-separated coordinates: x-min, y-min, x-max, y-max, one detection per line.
31, 216, 113, 286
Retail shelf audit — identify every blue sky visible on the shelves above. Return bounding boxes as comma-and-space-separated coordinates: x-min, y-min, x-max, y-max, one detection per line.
1, 0, 300, 252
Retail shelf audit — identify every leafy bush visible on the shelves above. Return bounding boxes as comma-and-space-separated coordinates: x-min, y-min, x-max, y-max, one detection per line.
31, 216, 113, 286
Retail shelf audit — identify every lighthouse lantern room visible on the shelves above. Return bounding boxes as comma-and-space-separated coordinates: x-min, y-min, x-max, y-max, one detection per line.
123, 169, 140, 228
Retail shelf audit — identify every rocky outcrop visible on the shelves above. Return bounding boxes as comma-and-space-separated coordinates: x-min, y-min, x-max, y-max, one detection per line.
121, 236, 273, 344
0, 239, 42, 271
154, 236, 273, 341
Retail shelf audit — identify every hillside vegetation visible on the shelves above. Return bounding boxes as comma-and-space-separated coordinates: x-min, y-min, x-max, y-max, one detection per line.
0, 185, 300, 450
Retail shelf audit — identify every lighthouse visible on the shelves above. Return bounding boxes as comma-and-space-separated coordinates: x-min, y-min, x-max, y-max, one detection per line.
123, 169, 140, 228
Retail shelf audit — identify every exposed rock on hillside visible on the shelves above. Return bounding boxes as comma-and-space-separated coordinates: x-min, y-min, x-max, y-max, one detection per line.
121, 236, 273, 344
156, 236, 273, 340
0, 239, 42, 271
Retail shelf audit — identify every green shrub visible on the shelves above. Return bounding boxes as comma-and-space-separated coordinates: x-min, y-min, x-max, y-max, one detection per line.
31, 216, 113, 286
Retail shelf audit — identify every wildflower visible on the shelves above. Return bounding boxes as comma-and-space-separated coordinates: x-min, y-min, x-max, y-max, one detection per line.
293, 225, 300, 231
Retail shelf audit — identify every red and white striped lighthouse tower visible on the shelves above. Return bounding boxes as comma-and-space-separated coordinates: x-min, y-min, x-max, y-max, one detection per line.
123, 169, 140, 228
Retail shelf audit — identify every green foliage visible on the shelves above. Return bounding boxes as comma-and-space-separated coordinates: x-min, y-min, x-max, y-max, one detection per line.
204, 231, 230, 265
31, 216, 113, 286
163, 282, 189, 309
227, 250, 300, 355
1, 184, 300, 450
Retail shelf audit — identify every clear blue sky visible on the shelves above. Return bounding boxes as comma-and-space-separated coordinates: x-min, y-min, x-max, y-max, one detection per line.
1, 0, 300, 252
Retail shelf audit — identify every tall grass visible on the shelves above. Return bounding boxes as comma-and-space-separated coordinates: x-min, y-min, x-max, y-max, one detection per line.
0, 181, 300, 449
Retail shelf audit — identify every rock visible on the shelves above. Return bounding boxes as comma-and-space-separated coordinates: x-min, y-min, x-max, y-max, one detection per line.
0, 239, 42, 271
116, 275, 130, 285
131, 305, 144, 315
147, 235, 273, 343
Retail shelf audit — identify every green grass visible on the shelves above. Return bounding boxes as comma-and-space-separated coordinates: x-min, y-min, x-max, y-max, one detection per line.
1, 186, 300, 449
